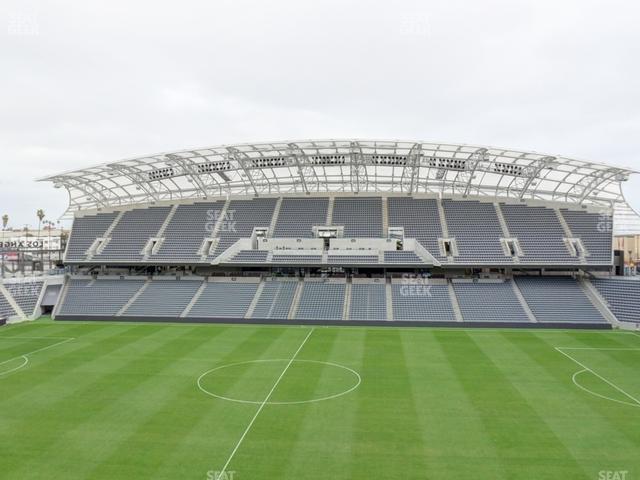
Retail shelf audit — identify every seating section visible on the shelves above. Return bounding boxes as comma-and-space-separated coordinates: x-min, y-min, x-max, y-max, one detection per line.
188, 282, 258, 318
53, 190, 618, 327
123, 280, 202, 317
4, 280, 44, 316
444, 200, 511, 264
58, 278, 145, 316
561, 209, 612, 264
453, 281, 530, 322
229, 250, 269, 263
66, 212, 119, 261
500, 204, 573, 263
391, 284, 456, 321
95, 207, 171, 261
251, 281, 297, 319
274, 197, 329, 237
54, 275, 621, 325
65, 197, 610, 268
388, 197, 445, 261
332, 197, 383, 237
591, 278, 640, 323
295, 282, 345, 321
349, 283, 387, 321
327, 255, 378, 264
211, 198, 277, 258
272, 254, 323, 264
153, 202, 222, 262
384, 251, 424, 264
515, 276, 605, 323
0, 289, 17, 318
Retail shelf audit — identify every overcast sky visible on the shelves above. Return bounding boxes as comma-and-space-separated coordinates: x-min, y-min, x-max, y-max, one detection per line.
1, 0, 639, 228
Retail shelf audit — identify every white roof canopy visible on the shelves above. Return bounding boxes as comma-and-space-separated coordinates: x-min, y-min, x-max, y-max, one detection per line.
39, 140, 638, 214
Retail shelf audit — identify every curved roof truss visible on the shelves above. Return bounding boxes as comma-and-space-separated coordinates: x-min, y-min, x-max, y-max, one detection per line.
39, 139, 637, 214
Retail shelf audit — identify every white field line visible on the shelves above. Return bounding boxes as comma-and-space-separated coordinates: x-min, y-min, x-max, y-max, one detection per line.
555, 347, 640, 407
51, 319, 636, 335
0, 337, 75, 369
555, 347, 640, 351
217, 328, 314, 478
0, 356, 29, 376
572, 369, 640, 408
198, 359, 361, 405
0, 336, 78, 340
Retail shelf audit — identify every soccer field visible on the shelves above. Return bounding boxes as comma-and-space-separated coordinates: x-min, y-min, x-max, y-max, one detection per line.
1, 319, 639, 480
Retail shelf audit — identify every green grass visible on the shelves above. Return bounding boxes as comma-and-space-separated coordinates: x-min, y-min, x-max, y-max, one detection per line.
1, 318, 639, 480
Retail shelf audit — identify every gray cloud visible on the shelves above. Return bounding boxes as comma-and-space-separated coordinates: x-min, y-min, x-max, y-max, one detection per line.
1, 0, 640, 227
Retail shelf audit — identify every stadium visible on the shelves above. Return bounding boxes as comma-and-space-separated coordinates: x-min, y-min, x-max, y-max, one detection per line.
2, 139, 640, 479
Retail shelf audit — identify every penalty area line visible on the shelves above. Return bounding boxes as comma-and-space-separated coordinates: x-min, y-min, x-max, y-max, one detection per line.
0, 337, 75, 369
216, 328, 314, 478
555, 347, 640, 407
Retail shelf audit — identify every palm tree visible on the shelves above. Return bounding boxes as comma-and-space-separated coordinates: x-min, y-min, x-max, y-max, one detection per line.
1, 214, 7, 247
36, 209, 45, 236
1, 214, 7, 278
36, 210, 45, 272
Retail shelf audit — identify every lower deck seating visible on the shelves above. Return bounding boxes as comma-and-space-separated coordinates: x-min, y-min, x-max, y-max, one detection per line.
349, 283, 387, 321
591, 278, 640, 323
0, 290, 17, 318
54, 275, 617, 325
295, 282, 345, 321
188, 282, 258, 318
251, 281, 297, 319
515, 276, 605, 323
453, 281, 530, 322
391, 284, 456, 322
123, 280, 202, 317
58, 278, 145, 316
3, 280, 44, 317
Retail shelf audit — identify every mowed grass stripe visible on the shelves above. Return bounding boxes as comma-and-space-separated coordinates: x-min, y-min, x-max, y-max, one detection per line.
436, 331, 590, 479
477, 331, 624, 478
554, 331, 640, 395
3, 322, 639, 480
0, 337, 57, 359
149, 328, 315, 479
226, 328, 340, 478
82, 327, 290, 480
2, 325, 196, 479
349, 330, 428, 479
0, 324, 157, 407
279, 328, 367, 480
499, 331, 640, 471
399, 330, 507, 480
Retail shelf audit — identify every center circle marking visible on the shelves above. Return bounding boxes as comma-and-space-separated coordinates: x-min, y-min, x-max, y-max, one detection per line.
197, 359, 361, 405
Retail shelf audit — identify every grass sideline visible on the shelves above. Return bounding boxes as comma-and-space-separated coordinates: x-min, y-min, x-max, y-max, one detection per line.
1, 318, 639, 479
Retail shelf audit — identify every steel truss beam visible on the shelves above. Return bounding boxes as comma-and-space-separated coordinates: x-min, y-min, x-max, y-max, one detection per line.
39, 139, 638, 216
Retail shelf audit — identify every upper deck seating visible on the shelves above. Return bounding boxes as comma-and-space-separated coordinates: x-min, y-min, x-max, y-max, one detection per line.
273, 197, 329, 237
332, 197, 383, 237
387, 197, 446, 261
500, 204, 574, 264
443, 200, 511, 264
94, 207, 171, 262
